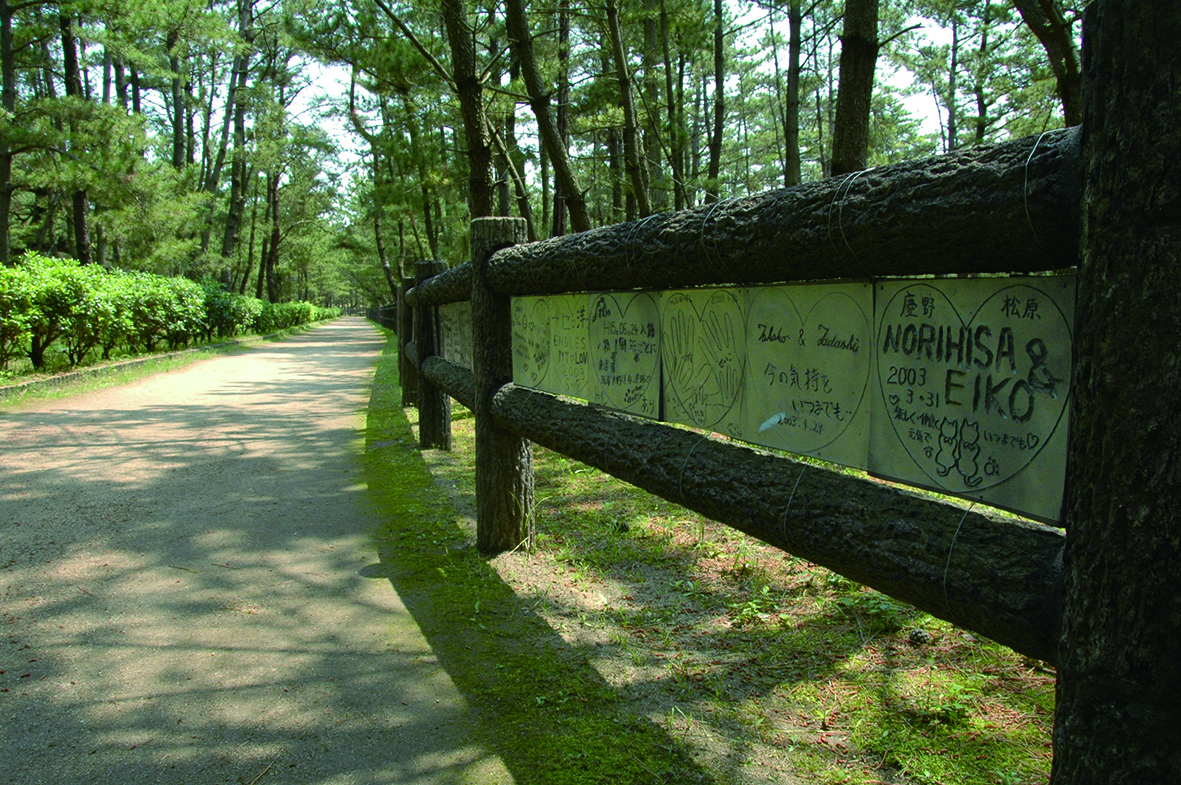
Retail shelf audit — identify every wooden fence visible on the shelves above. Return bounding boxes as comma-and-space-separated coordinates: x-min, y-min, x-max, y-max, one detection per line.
383, 124, 1084, 668
370, 6, 1181, 776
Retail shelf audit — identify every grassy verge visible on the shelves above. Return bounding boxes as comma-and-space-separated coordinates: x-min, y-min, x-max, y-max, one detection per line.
366, 333, 1055, 785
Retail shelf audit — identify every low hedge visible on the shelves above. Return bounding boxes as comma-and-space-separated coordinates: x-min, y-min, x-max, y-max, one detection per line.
1, 252, 339, 372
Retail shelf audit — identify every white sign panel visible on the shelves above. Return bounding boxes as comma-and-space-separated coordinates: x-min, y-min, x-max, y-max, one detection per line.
588, 291, 661, 418
439, 301, 473, 369
662, 289, 747, 436
741, 282, 873, 468
510, 295, 590, 399
869, 276, 1075, 522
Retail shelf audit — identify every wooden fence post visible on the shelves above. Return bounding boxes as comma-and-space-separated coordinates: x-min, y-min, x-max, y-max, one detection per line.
398, 276, 417, 408
471, 217, 533, 553
415, 261, 451, 450
1052, 1, 1181, 780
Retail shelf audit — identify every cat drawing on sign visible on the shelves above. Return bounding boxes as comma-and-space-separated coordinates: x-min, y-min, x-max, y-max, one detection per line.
935, 417, 959, 477
957, 420, 982, 487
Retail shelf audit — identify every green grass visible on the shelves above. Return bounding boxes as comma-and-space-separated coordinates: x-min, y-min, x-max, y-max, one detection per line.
364, 329, 1055, 784
363, 336, 708, 784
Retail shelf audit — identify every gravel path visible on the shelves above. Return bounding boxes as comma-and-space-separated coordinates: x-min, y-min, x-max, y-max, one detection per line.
0, 318, 511, 784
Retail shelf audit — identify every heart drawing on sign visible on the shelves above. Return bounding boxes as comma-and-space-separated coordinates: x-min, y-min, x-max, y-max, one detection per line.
512, 297, 551, 388
876, 281, 1072, 493
663, 289, 746, 430
546, 295, 589, 399
746, 286, 871, 455
588, 292, 661, 417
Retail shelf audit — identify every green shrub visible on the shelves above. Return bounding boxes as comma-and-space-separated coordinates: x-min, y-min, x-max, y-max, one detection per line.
0, 263, 34, 369
162, 276, 206, 349
20, 252, 92, 369
203, 284, 264, 339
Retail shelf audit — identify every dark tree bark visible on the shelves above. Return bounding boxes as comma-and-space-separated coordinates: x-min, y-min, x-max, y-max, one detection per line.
503, 0, 590, 233
947, 15, 959, 151
441, 0, 495, 218
660, 0, 687, 209
704, 0, 724, 203
59, 11, 91, 265
398, 276, 418, 407
605, 0, 651, 218
487, 128, 1081, 295
783, 0, 803, 186
415, 261, 451, 450
471, 218, 533, 554
167, 29, 185, 171
973, 3, 992, 144
493, 384, 1064, 663
264, 171, 280, 303
1, 0, 16, 264
830, 0, 879, 176
1012, 0, 1082, 127
1052, 1, 1181, 781
221, 0, 253, 261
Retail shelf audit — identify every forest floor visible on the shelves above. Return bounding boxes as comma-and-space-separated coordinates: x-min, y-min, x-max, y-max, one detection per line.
367, 336, 1055, 785
0, 320, 1055, 785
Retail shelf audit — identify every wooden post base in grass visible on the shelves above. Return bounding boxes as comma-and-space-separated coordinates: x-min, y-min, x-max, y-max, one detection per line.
471, 217, 533, 554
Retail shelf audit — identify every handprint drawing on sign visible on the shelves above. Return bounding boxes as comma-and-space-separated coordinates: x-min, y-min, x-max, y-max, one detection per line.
666, 306, 698, 405
702, 308, 742, 405
663, 290, 745, 429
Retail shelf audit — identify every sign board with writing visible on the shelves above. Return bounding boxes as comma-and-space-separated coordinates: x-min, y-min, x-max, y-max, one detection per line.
869, 276, 1075, 522
588, 291, 661, 418
741, 282, 873, 468
511, 295, 590, 399
439, 301, 473, 370
662, 289, 747, 436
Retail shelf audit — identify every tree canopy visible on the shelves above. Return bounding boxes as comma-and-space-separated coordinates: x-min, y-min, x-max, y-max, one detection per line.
2, 0, 1084, 304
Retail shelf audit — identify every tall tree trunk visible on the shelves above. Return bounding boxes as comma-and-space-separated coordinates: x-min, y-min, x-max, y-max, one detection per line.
947, 15, 959, 151
553, 0, 570, 235
441, 0, 495, 218
660, 0, 687, 209
265, 171, 280, 303
605, 0, 652, 218
973, 3, 992, 144
830, 0, 879, 176
1053, 1, 1181, 781
784, 0, 802, 186
241, 173, 259, 296
705, 0, 724, 203
113, 55, 127, 110
1013, 0, 1082, 127
396, 96, 439, 260
504, 0, 589, 233
1, 0, 16, 264
129, 61, 141, 114
221, 2, 253, 262
167, 30, 185, 171
59, 11, 91, 264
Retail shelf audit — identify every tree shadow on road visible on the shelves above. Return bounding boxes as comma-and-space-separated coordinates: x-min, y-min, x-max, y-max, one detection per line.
0, 320, 514, 785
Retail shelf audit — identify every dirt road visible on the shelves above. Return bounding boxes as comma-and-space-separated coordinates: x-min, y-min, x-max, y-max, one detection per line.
0, 318, 511, 784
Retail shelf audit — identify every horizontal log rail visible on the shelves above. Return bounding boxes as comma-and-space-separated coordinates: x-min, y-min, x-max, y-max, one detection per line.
409, 262, 472, 308
492, 383, 1064, 665
487, 128, 1081, 296
421, 355, 475, 411
388, 131, 1085, 664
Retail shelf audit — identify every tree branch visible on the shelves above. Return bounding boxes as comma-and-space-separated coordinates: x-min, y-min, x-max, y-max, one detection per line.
369, 0, 455, 88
